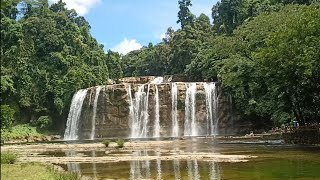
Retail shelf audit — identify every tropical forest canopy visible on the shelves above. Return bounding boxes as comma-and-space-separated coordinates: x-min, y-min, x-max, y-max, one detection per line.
1, 0, 319, 132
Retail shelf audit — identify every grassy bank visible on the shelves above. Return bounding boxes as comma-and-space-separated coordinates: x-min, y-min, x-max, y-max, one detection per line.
1, 163, 79, 180
1, 124, 47, 141
1, 152, 79, 180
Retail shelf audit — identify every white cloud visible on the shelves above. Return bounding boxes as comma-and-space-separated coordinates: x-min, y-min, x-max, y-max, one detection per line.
111, 38, 142, 55
154, 32, 166, 40
49, 0, 101, 16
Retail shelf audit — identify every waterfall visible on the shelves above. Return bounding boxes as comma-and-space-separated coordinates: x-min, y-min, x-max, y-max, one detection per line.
90, 86, 102, 140
141, 84, 150, 137
184, 83, 197, 136
129, 85, 148, 138
204, 82, 219, 135
153, 85, 160, 137
150, 77, 164, 84
151, 77, 163, 138
64, 89, 88, 140
171, 83, 179, 137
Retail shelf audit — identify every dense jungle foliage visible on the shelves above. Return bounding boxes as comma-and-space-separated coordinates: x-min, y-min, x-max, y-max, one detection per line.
1, 0, 122, 131
1, 0, 319, 133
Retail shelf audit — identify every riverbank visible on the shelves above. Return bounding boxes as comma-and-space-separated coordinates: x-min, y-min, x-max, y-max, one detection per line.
1, 140, 256, 164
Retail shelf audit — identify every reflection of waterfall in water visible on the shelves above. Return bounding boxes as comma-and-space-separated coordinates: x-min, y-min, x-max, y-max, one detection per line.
130, 150, 151, 180
184, 83, 197, 136
204, 82, 219, 135
65, 151, 81, 173
171, 83, 179, 137
173, 147, 181, 180
209, 162, 221, 180
128, 85, 148, 138
173, 159, 181, 180
187, 160, 200, 180
64, 89, 88, 140
90, 86, 102, 140
91, 151, 97, 180
156, 148, 162, 180
154, 85, 160, 137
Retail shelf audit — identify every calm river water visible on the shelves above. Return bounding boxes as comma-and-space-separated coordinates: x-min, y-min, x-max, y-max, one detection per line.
52, 138, 320, 180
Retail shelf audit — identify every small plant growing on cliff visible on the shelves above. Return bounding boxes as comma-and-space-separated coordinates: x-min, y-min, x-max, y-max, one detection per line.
1, 152, 17, 164
102, 140, 111, 147
116, 138, 125, 148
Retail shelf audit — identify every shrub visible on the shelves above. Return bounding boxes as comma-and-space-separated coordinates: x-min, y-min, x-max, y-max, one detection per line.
102, 140, 111, 147
1, 105, 15, 130
1, 124, 43, 141
116, 138, 125, 148
36, 116, 52, 130
1, 152, 17, 164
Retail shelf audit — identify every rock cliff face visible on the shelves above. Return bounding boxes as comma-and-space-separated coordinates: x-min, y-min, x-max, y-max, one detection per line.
66, 76, 250, 139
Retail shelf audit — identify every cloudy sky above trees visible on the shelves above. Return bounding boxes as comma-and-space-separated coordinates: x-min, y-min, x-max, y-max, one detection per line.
50, 0, 216, 54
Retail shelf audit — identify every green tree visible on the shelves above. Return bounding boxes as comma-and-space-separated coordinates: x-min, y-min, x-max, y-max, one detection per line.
177, 0, 195, 29
0, 0, 117, 130
214, 4, 320, 124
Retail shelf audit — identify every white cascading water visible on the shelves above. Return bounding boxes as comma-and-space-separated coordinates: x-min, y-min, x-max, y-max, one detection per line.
184, 83, 197, 136
141, 84, 150, 137
204, 82, 219, 135
64, 89, 88, 140
90, 86, 102, 140
150, 77, 164, 84
129, 85, 148, 138
171, 83, 179, 137
151, 77, 163, 138
153, 85, 160, 137
128, 77, 164, 138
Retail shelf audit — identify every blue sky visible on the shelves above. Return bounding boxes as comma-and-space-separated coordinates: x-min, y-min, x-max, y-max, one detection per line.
51, 0, 218, 54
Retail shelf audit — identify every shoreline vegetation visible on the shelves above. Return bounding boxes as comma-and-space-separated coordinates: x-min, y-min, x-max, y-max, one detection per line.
1, 124, 61, 144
